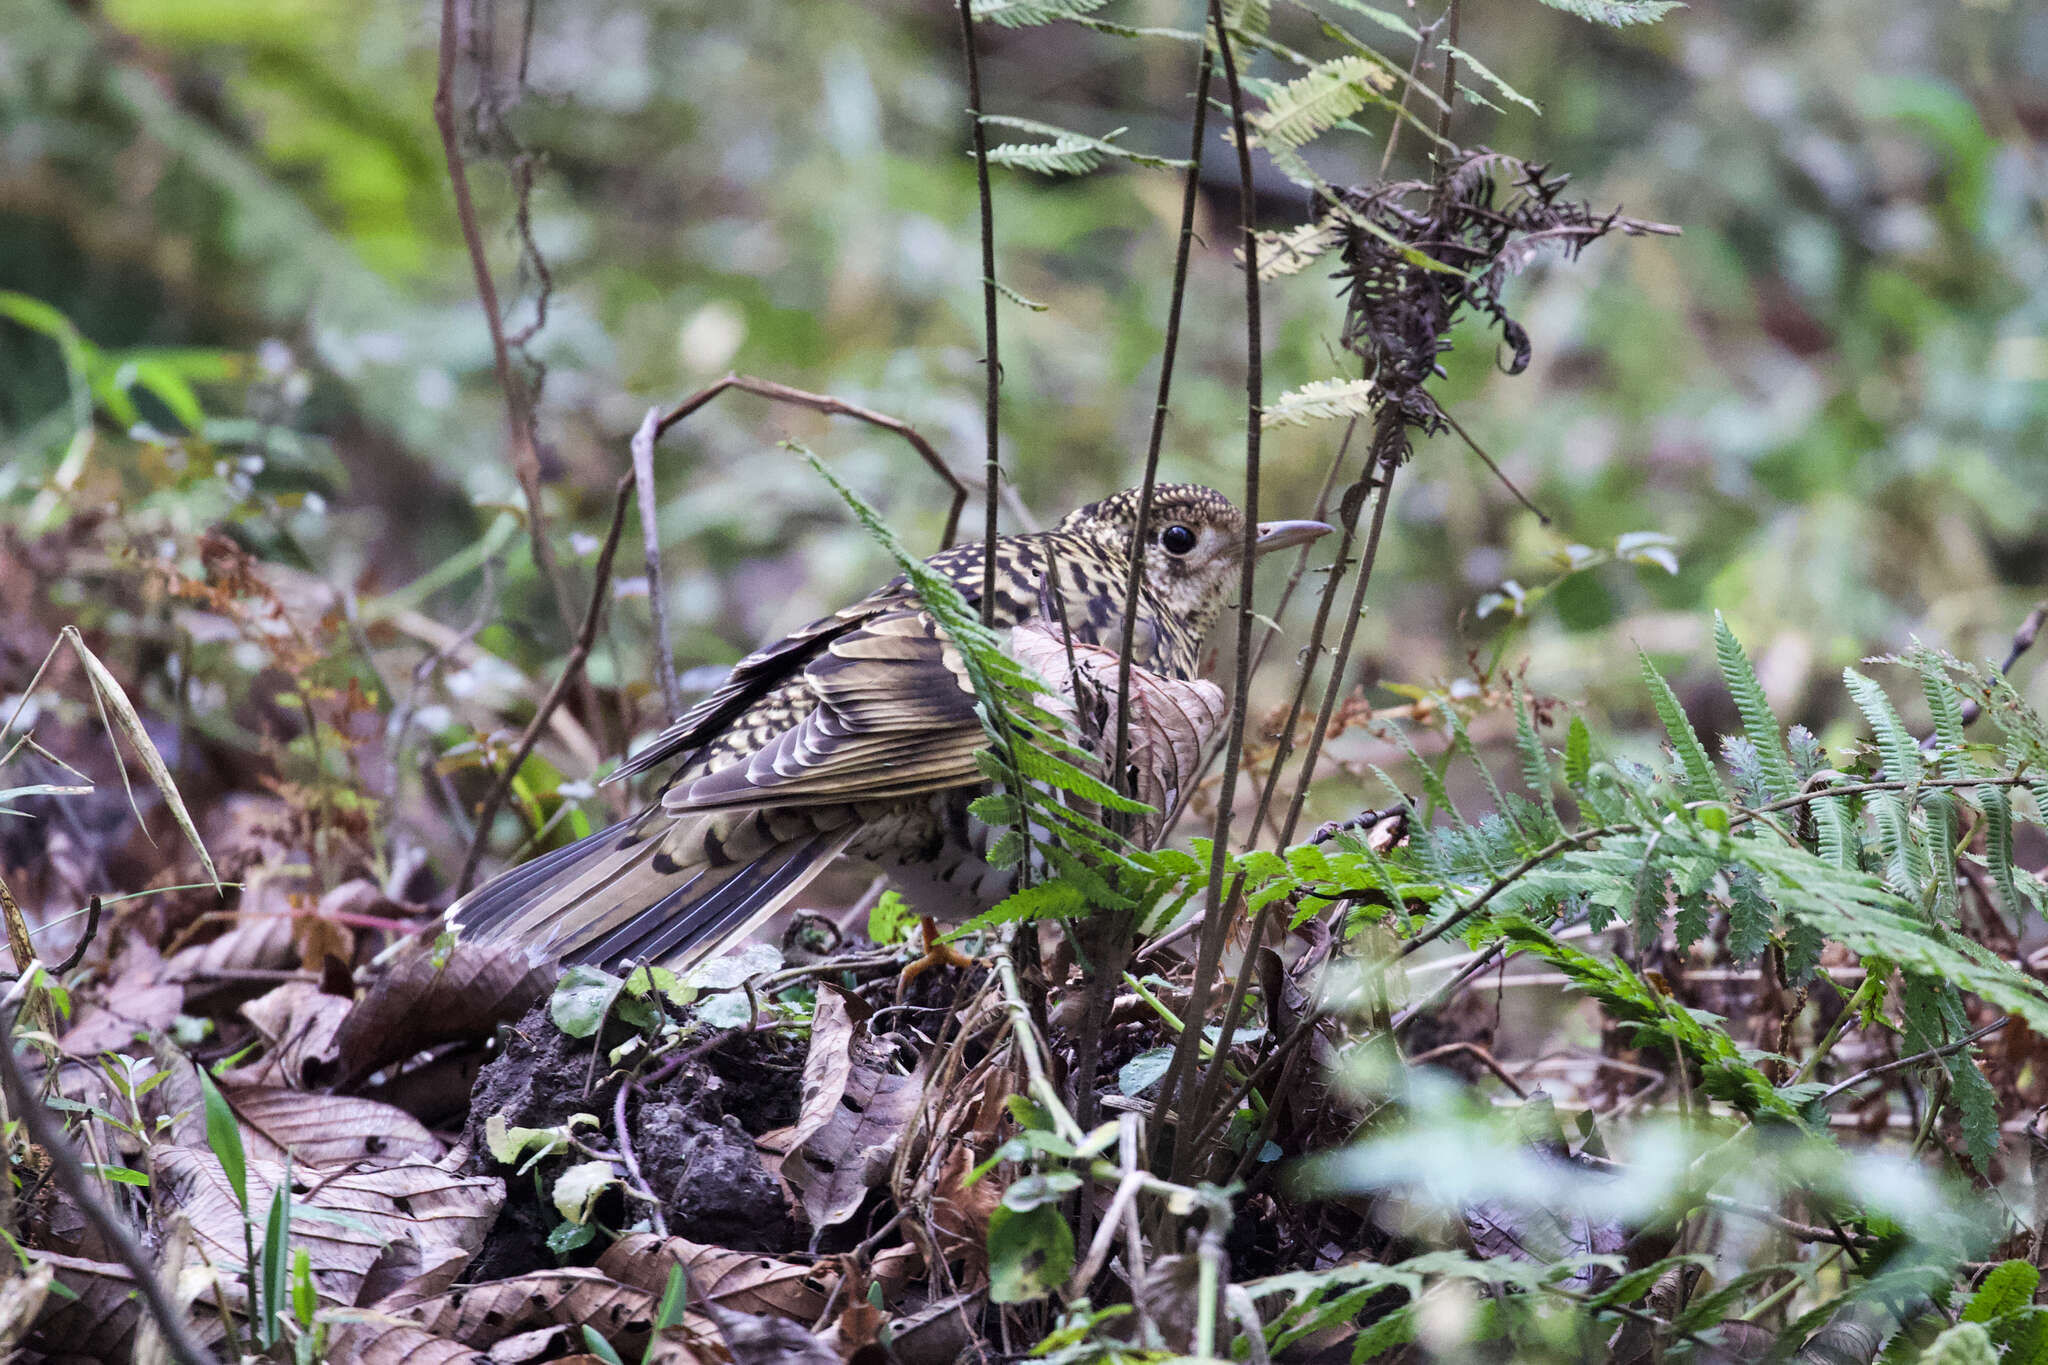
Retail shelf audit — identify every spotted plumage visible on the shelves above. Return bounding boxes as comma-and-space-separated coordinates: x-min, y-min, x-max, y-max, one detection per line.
447, 484, 1330, 972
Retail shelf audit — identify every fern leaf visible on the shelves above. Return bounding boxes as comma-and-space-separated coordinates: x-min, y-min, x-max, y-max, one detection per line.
1564, 716, 1592, 790
1246, 220, 1342, 281
1980, 783, 2022, 917
980, 116, 1192, 176
1246, 55, 1392, 150
1442, 43, 1540, 115
1725, 868, 1773, 963
1713, 614, 1797, 803
1510, 679, 1563, 840
1535, 0, 1683, 25
1447, 707, 1525, 847
1813, 794, 1855, 869
970, 0, 1107, 28
1914, 648, 1968, 756
1843, 668, 1923, 784
1261, 377, 1377, 428
1638, 650, 1726, 803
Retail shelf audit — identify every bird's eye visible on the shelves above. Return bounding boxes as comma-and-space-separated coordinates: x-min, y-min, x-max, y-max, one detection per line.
1160, 524, 1198, 555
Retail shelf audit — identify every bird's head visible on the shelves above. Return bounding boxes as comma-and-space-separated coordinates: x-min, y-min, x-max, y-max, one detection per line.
1060, 483, 1333, 629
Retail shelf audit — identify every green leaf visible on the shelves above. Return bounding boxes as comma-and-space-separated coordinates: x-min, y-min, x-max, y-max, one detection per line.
1638, 651, 1726, 803
1922, 1321, 1997, 1365
1713, 615, 1796, 803
1246, 55, 1393, 150
194, 1064, 248, 1211
1118, 1046, 1174, 1096
868, 889, 916, 946
987, 1202, 1076, 1303
1961, 1260, 2038, 1323
261, 1166, 291, 1347
980, 116, 1191, 176
550, 965, 651, 1038
580, 1324, 627, 1365
1563, 716, 1592, 790
550, 1220, 598, 1256
1535, 0, 1683, 25
1844, 667, 1923, 785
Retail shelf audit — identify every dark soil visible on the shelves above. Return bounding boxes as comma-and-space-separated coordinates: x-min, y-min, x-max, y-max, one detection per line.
461, 1002, 808, 1278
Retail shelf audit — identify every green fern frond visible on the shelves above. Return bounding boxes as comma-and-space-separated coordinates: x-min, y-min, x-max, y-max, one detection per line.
980, 116, 1192, 176
1843, 667, 1923, 785
1246, 55, 1392, 150
1979, 783, 2021, 916
1535, 0, 1683, 25
1441, 43, 1539, 114
1638, 650, 1726, 803
1713, 614, 1796, 803
1510, 679, 1563, 841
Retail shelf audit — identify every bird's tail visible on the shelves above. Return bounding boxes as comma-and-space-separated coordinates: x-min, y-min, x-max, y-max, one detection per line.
447, 807, 856, 973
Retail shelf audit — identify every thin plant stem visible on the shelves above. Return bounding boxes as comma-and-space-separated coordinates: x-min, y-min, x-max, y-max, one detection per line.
1163, 0, 1263, 1186
432, 0, 595, 727
630, 407, 683, 720
956, 0, 1001, 625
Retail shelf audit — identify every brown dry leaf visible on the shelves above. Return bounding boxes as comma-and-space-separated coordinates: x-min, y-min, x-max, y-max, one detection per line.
334, 933, 553, 1083
599, 1232, 834, 1323
151, 1143, 500, 1308
57, 982, 184, 1057
765, 991, 927, 1231
883, 1289, 985, 1365
162, 906, 300, 981
25, 1250, 226, 1363
408, 1269, 656, 1355
221, 1083, 445, 1168
708, 1306, 840, 1365
1009, 618, 1224, 844
234, 979, 353, 1087
325, 1317, 491, 1365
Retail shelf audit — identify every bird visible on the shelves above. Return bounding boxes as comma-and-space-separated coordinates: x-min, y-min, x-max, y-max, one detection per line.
446, 483, 1332, 976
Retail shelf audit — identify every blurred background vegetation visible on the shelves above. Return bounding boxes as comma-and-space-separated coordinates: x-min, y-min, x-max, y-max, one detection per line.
3, 0, 2045, 884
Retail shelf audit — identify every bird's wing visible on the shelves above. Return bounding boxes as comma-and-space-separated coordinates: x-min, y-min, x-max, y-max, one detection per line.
609, 539, 1009, 786
664, 600, 990, 811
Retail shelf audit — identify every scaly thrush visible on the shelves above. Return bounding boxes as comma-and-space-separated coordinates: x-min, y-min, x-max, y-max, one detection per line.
447, 483, 1331, 971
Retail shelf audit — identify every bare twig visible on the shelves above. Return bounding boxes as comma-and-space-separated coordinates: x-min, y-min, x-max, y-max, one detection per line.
655, 373, 968, 549
457, 473, 634, 893
432, 0, 588, 700
1817, 1017, 2011, 1104
613, 1080, 668, 1239
0, 995, 219, 1365
956, 0, 1001, 623
630, 408, 683, 720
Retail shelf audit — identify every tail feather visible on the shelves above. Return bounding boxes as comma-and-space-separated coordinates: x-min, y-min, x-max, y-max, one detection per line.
447, 809, 852, 973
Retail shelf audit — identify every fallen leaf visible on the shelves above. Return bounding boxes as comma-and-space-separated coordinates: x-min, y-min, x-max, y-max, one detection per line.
236, 979, 352, 1087
151, 1143, 500, 1308
408, 1269, 657, 1354
599, 1232, 834, 1323
325, 1317, 492, 1365
334, 934, 553, 1083
764, 991, 926, 1231
57, 982, 184, 1057
222, 1084, 445, 1168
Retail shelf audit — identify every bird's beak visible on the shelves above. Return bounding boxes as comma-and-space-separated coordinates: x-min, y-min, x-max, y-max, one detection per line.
1254, 519, 1335, 555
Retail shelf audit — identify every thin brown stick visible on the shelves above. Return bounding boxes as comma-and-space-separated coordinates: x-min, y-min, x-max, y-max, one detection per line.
1164, 0, 1263, 1185
0, 998, 219, 1365
1817, 1017, 2011, 1104
655, 373, 968, 549
629, 408, 683, 720
1925, 599, 2046, 747
956, 0, 1002, 624
432, 0, 588, 693
456, 473, 634, 893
